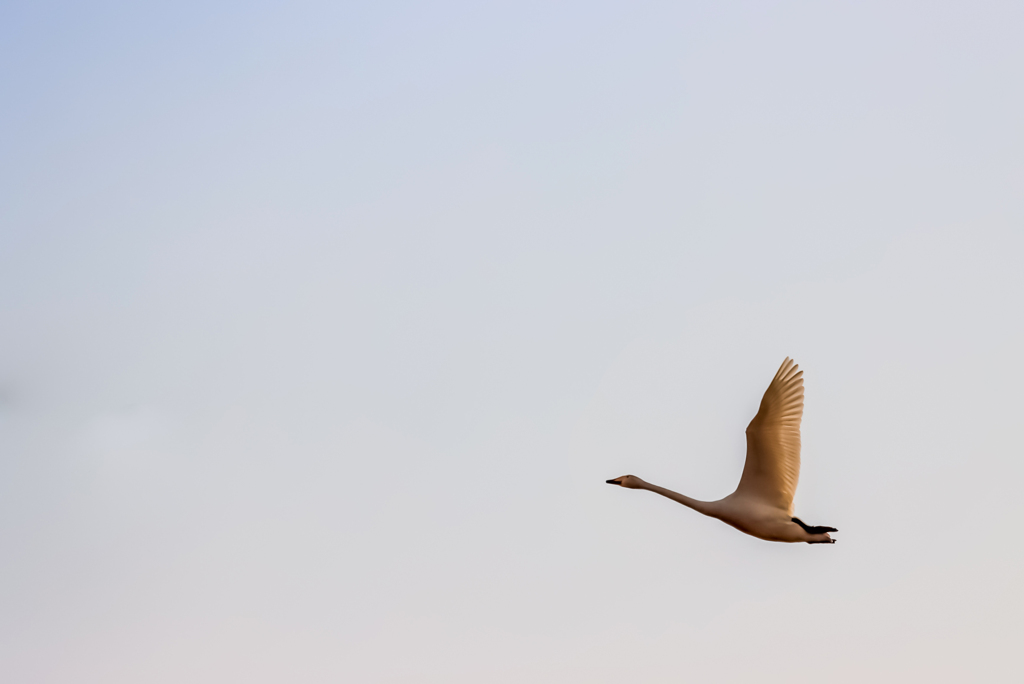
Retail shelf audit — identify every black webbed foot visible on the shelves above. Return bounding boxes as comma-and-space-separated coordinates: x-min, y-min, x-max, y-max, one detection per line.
792, 517, 838, 534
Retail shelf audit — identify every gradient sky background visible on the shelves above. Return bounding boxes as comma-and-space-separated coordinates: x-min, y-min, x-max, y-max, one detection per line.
2, 2, 1023, 682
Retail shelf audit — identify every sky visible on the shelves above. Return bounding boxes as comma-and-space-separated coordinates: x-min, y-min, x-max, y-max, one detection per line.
2, 1, 1023, 682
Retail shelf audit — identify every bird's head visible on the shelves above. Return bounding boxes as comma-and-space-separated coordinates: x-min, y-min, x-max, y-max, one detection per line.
605, 475, 646, 489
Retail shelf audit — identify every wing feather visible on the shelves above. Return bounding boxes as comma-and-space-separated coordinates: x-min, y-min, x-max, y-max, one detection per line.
735, 357, 804, 513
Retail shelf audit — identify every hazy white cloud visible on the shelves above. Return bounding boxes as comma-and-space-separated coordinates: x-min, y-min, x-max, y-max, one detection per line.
81, 406, 171, 468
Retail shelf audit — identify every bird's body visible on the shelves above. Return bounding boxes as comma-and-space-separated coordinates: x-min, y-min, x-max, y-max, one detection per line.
606, 358, 837, 544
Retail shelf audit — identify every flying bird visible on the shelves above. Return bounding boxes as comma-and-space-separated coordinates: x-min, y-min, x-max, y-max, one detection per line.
606, 358, 837, 544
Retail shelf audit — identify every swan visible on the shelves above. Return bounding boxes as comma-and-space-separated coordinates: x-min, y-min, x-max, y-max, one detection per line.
606, 358, 837, 544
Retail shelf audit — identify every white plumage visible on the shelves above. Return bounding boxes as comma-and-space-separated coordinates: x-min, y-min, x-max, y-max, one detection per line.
606, 358, 836, 544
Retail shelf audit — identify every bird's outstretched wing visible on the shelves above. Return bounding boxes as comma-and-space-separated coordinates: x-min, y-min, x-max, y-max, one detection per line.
734, 357, 804, 513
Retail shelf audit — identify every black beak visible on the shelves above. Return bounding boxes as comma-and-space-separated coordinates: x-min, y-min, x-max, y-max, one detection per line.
606, 479, 622, 485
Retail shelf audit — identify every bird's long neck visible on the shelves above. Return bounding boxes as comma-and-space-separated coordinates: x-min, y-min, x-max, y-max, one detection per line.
639, 482, 715, 517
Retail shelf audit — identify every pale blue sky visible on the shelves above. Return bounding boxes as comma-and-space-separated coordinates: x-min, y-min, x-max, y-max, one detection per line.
2, 2, 1023, 682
